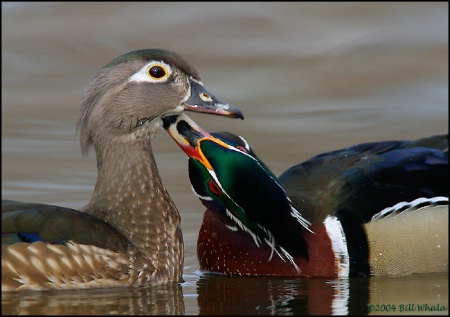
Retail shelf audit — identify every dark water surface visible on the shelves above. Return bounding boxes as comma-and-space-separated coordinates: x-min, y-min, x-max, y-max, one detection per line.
2, 2, 448, 315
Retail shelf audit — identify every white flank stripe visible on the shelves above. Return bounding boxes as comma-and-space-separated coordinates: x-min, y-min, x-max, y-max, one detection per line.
324, 216, 349, 278
372, 196, 449, 220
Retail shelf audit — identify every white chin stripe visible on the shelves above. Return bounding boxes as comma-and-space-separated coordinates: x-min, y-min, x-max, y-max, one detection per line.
324, 216, 349, 278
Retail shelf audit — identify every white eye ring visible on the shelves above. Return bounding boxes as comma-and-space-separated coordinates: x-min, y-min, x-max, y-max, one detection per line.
129, 61, 172, 83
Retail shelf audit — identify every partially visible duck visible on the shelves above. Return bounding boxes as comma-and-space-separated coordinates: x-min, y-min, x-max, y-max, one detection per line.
2, 49, 244, 291
163, 113, 448, 278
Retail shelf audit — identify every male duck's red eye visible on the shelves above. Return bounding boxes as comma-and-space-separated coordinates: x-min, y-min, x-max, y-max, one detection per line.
149, 65, 167, 79
208, 180, 222, 195
236, 145, 247, 153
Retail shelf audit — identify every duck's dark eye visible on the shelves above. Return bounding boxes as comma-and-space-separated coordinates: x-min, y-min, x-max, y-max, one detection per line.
208, 180, 222, 195
149, 65, 167, 79
236, 145, 248, 153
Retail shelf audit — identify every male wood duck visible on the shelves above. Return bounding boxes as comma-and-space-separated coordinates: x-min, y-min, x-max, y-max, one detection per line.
1, 49, 244, 291
163, 114, 448, 278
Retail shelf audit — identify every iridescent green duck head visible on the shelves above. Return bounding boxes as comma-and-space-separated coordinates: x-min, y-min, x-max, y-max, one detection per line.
163, 114, 312, 270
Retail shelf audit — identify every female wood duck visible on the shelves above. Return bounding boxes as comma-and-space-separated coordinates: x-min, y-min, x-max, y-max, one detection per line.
2, 49, 244, 291
163, 114, 448, 278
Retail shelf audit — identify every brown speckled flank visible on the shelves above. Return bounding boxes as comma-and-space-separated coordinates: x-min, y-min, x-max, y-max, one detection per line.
2, 49, 243, 291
